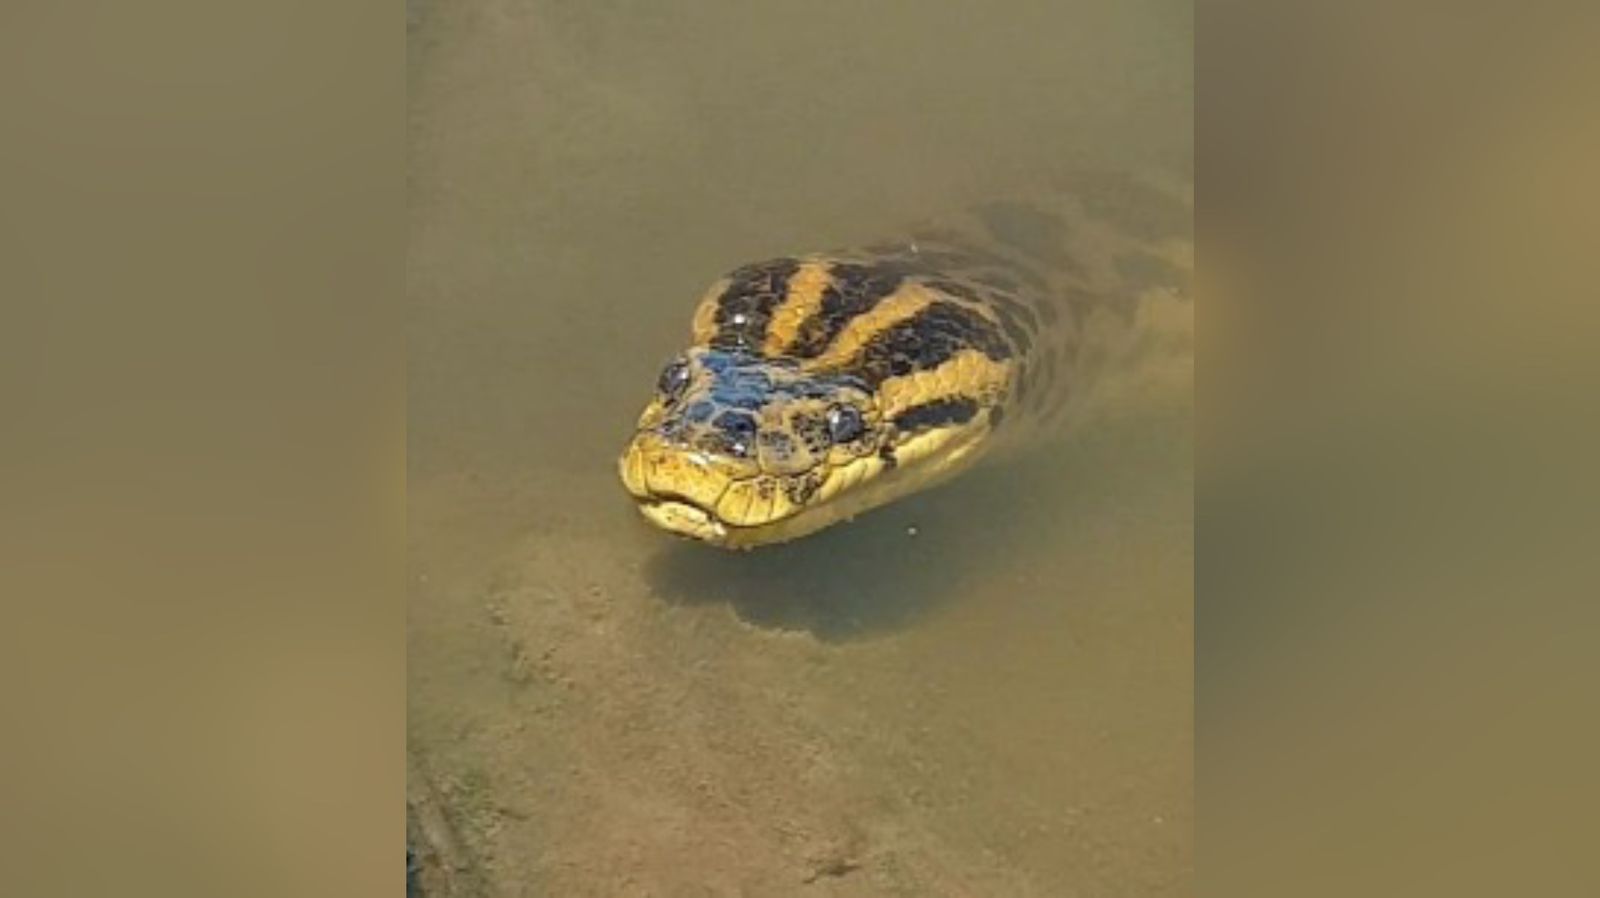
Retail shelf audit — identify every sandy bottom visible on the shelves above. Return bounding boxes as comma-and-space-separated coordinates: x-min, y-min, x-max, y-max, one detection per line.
408, 410, 1191, 896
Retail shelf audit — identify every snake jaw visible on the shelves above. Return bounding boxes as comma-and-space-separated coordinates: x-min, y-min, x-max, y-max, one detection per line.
636, 498, 728, 544
619, 433, 747, 545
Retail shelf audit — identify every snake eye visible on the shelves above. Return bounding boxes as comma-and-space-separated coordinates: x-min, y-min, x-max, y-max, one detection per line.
825, 404, 865, 444
657, 359, 691, 400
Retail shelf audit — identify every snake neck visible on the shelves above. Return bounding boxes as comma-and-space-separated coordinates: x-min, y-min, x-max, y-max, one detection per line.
878, 170, 1194, 448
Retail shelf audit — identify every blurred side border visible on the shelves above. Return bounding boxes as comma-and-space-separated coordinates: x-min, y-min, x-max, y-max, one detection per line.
1198, 2, 1599, 895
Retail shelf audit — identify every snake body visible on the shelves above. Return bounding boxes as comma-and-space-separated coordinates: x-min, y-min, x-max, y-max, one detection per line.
619, 172, 1192, 549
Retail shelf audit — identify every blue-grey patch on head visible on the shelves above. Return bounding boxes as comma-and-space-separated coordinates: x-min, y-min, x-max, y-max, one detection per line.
708, 365, 775, 411
698, 350, 740, 373
657, 348, 881, 467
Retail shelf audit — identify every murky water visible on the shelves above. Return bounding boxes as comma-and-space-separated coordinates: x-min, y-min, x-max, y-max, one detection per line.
409, 2, 1191, 894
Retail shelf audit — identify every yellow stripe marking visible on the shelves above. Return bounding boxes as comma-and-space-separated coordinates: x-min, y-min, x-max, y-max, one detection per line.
874, 348, 1015, 420
801, 276, 1006, 369
761, 259, 835, 356
802, 281, 934, 369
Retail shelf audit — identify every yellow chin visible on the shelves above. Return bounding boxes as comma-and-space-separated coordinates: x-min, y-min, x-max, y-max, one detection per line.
620, 421, 992, 550
636, 499, 730, 544
631, 492, 854, 550
635, 497, 814, 549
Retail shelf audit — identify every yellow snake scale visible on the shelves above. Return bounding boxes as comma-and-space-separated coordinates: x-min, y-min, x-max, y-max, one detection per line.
620, 171, 1193, 548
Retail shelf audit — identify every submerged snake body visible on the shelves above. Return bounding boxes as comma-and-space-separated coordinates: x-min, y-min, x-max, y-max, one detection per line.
620, 172, 1193, 548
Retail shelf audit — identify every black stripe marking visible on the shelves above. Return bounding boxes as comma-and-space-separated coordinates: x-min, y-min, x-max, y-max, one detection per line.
927, 274, 1043, 351
711, 258, 800, 352
788, 261, 909, 357
893, 396, 980, 431
844, 300, 1013, 387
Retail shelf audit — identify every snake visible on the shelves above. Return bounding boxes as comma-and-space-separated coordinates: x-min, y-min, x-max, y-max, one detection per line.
619, 171, 1193, 549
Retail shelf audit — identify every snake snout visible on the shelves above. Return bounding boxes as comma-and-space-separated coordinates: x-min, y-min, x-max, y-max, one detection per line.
619, 432, 743, 512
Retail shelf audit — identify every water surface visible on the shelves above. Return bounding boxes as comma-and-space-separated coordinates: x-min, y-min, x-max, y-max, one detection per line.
409, 2, 1191, 893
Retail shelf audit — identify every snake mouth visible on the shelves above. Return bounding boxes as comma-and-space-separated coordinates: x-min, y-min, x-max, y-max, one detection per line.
635, 496, 731, 544
635, 494, 827, 550
628, 477, 825, 550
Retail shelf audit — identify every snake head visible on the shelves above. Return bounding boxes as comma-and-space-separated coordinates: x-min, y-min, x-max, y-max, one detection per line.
619, 348, 891, 547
